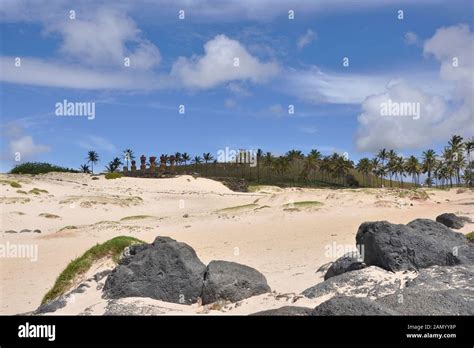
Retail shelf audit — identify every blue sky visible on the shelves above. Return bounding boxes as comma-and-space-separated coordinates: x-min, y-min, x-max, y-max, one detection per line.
0, 0, 473, 172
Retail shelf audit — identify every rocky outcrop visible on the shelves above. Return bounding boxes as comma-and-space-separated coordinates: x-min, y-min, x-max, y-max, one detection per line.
201, 260, 271, 304
356, 219, 473, 271
103, 236, 207, 304
323, 252, 366, 280
436, 213, 469, 229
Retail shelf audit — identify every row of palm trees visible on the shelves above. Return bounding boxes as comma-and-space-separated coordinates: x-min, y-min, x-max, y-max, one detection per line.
356, 135, 473, 188
79, 135, 472, 187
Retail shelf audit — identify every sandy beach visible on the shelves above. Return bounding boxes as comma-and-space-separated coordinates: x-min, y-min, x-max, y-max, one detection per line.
1, 173, 472, 315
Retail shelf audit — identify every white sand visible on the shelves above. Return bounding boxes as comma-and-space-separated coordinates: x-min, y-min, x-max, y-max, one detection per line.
1, 173, 473, 314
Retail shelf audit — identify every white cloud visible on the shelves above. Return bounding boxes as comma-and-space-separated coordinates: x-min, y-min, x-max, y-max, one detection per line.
9, 136, 50, 159
0, 56, 170, 90
297, 29, 317, 49
78, 135, 117, 153
1, 123, 50, 161
355, 24, 474, 151
171, 35, 279, 89
404, 31, 420, 45
50, 9, 161, 70
283, 66, 453, 105
298, 126, 318, 134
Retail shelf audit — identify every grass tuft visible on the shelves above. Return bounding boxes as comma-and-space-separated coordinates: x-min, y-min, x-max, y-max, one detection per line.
120, 215, 154, 221
466, 232, 474, 243
41, 236, 144, 305
282, 200, 323, 208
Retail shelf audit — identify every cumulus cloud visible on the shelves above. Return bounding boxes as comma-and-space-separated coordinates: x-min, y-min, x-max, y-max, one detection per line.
355, 24, 474, 152
171, 35, 279, 89
0, 9, 164, 89
297, 29, 317, 49
50, 9, 161, 69
1, 123, 50, 162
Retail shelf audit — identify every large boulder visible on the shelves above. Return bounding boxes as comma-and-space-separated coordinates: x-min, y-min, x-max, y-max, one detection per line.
356, 219, 473, 271
435, 213, 468, 229
324, 252, 366, 280
311, 296, 397, 316
201, 260, 271, 304
103, 236, 206, 304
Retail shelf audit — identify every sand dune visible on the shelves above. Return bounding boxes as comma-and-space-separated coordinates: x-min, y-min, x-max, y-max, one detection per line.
1, 173, 473, 314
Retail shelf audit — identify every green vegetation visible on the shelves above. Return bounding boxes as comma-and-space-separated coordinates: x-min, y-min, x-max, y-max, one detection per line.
10, 162, 78, 175
58, 225, 78, 232
39, 213, 60, 219
120, 215, 154, 221
41, 236, 144, 304
217, 203, 259, 213
0, 179, 22, 188
105, 172, 123, 179
16, 190, 27, 194
29, 188, 49, 195
466, 232, 474, 242
282, 200, 323, 208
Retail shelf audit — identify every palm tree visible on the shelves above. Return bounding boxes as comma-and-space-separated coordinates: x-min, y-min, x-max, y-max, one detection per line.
386, 150, 397, 187
256, 149, 263, 182
105, 157, 123, 173
79, 164, 90, 173
203, 152, 214, 164
465, 139, 474, 187
356, 158, 371, 186
394, 156, 406, 187
370, 158, 381, 187
405, 156, 421, 186
422, 149, 437, 187
174, 152, 182, 166
123, 149, 135, 169
308, 149, 322, 181
192, 156, 202, 165
377, 148, 388, 185
449, 135, 464, 184
87, 151, 99, 174
182, 152, 191, 165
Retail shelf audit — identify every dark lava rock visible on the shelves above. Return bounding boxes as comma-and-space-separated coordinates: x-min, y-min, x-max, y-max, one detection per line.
5, 230, 17, 233
20, 229, 31, 233
311, 296, 397, 316
34, 296, 68, 314
375, 264, 474, 315
33, 229, 41, 233
356, 219, 473, 271
377, 288, 474, 315
202, 260, 271, 304
436, 213, 467, 229
250, 306, 312, 316
103, 236, 206, 304
324, 252, 366, 280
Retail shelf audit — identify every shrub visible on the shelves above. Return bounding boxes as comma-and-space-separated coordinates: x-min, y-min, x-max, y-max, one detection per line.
466, 232, 474, 243
10, 162, 78, 175
41, 236, 144, 304
105, 172, 123, 180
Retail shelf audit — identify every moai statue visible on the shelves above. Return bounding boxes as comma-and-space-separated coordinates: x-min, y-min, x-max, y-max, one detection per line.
169, 155, 176, 173
123, 165, 128, 175
140, 155, 146, 175
131, 160, 137, 175
149, 156, 157, 175
160, 154, 166, 172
